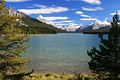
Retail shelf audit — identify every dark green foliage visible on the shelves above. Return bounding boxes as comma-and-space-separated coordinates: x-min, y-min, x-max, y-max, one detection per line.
87, 12, 120, 79
0, 0, 33, 80
73, 73, 98, 80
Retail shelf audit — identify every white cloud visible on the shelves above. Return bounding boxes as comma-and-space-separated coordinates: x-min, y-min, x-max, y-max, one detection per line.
69, 23, 79, 26
55, 23, 69, 26
49, 20, 75, 27
26, 4, 48, 9
42, 17, 69, 21
81, 14, 91, 17
18, 6, 69, 15
61, 20, 75, 23
52, 22, 63, 24
75, 11, 91, 17
26, 6, 35, 9
33, 4, 47, 8
6, 0, 31, 2
82, 7, 103, 11
110, 11, 120, 15
49, 20, 74, 24
37, 15, 71, 26
75, 10, 98, 21
75, 11, 83, 15
81, 0, 101, 5
80, 17, 97, 21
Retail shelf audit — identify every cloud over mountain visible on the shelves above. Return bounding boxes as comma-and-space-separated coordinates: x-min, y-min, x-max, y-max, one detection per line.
18, 6, 69, 15
75, 11, 90, 17
66, 0, 101, 5
37, 15, 69, 21
82, 7, 103, 11
81, 0, 101, 5
80, 18, 97, 21
40, 16, 68, 21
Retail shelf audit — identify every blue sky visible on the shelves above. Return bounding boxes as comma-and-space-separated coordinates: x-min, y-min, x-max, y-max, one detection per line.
6, 0, 120, 27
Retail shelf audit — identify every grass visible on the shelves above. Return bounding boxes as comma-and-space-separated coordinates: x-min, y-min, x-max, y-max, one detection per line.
24, 73, 74, 80
23, 72, 99, 80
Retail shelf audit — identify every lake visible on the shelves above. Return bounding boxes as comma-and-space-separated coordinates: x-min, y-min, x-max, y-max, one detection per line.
24, 33, 101, 73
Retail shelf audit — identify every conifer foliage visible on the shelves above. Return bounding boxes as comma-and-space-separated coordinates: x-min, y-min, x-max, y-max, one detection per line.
87, 12, 120, 79
0, 0, 32, 80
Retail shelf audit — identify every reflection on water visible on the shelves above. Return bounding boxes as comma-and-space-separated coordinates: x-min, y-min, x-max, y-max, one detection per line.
24, 33, 100, 73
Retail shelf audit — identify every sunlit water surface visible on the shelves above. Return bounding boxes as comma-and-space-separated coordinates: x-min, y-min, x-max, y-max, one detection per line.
23, 33, 101, 73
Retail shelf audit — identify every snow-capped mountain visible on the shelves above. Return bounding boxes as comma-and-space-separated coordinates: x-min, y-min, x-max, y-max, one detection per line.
58, 24, 80, 32
37, 15, 80, 32
66, 25, 80, 32
92, 20, 111, 30
37, 15, 50, 24
79, 20, 111, 33
75, 26, 85, 33
57, 26, 66, 30
8, 9, 66, 33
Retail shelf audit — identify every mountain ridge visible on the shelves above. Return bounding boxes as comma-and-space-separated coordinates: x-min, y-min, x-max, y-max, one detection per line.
75, 20, 111, 33
9, 9, 66, 34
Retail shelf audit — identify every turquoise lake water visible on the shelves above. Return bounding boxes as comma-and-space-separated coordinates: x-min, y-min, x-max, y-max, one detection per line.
24, 33, 101, 73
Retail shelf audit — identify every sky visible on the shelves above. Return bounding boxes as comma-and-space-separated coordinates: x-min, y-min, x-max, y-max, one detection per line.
6, 0, 120, 27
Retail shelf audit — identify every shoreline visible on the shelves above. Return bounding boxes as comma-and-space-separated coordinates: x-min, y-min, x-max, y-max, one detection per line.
32, 70, 91, 74
24, 71, 97, 80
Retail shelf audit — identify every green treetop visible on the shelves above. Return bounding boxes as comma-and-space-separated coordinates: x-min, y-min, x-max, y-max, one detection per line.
87, 12, 120, 80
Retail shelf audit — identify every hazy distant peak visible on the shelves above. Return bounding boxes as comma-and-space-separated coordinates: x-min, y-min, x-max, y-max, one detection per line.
37, 15, 49, 24
92, 20, 111, 30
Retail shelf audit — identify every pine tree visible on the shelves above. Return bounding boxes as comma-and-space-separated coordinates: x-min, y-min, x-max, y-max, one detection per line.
87, 12, 120, 80
0, 0, 32, 80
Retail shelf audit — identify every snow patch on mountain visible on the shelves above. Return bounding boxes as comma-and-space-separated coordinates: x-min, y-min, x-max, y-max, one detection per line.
58, 24, 80, 32
66, 25, 80, 31
92, 20, 111, 30
9, 9, 28, 27
37, 15, 50, 24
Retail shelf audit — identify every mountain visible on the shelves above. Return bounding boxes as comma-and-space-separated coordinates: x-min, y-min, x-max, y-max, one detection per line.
80, 20, 111, 34
37, 15, 50, 24
66, 25, 80, 32
9, 9, 66, 34
74, 26, 85, 33
58, 24, 80, 32
92, 20, 111, 30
